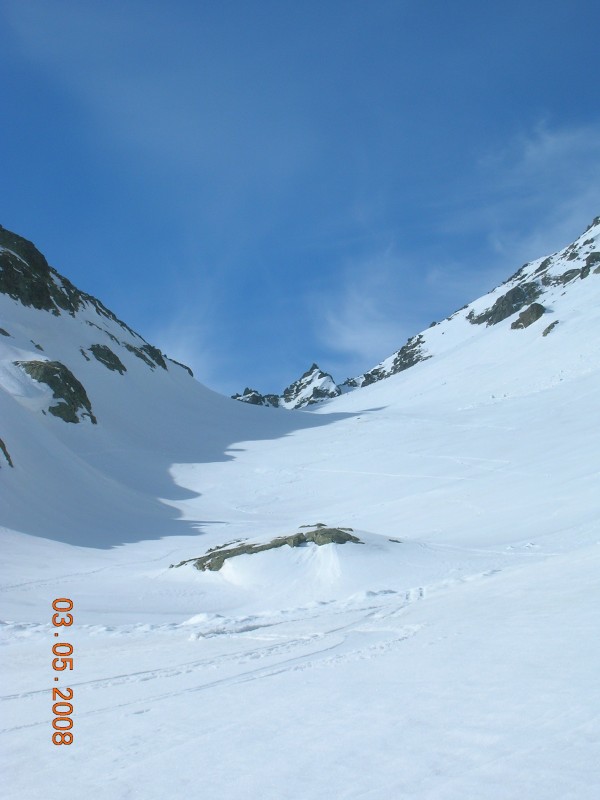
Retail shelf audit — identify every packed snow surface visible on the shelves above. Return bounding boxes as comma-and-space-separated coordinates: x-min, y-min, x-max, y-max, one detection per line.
2, 222, 600, 798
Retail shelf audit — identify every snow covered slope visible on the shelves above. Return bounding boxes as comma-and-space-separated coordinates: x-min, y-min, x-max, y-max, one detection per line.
0, 225, 350, 545
351, 214, 600, 388
2, 220, 600, 799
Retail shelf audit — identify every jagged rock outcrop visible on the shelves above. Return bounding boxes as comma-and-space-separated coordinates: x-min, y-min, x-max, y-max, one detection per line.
361, 334, 431, 387
123, 342, 167, 370
14, 360, 97, 424
467, 282, 542, 326
231, 387, 280, 407
89, 344, 127, 374
510, 303, 546, 330
171, 526, 362, 571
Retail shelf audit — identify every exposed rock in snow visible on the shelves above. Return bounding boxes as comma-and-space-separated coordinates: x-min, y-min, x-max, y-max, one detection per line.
360, 334, 432, 387
511, 303, 546, 330
542, 320, 560, 337
0, 436, 13, 467
14, 359, 97, 424
171, 526, 362, 571
89, 344, 127, 374
231, 386, 280, 407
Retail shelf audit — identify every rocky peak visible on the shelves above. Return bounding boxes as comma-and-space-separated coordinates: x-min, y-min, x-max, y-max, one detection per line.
232, 363, 342, 410
0, 226, 134, 337
280, 363, 341, 408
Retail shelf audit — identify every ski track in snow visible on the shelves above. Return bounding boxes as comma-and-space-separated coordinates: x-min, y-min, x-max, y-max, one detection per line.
2, 562, 526, 738
0, 584, 432, 735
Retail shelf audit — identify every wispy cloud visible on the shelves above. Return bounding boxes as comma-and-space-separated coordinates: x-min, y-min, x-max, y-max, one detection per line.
315, 120, 600, 381
446, 120, 600, 265
311, 249, 420, 379
151, 309, 238, 395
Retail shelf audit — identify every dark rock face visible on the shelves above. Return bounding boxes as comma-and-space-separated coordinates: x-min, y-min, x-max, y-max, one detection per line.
231, 387, 280, 407
123, 342, 167, 370
89, 344, 127, 374
558, 269, 581, 284
362, 334, 430, 387
0, 226, 134, 336
510, 303, 546, 330
171, 527, 362, 571
14, 360, 97, 424
0, 437, 13, 467
467, 282, 542, 326
340, 377, 361, 389
389, 334, 431, 375
0, 226, 77, 315
167, 357, 194, 377
139, 343, 167, 370
585, 252, 600, 269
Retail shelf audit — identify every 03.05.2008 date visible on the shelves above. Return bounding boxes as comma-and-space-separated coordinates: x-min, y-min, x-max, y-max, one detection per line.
51, 598, 74, 745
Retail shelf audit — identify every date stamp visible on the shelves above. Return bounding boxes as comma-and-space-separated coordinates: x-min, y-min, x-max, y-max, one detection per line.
51, 598, 74, 745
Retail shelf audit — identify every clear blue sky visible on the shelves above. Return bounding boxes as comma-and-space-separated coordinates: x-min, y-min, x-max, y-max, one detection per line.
1, 0, 599, 395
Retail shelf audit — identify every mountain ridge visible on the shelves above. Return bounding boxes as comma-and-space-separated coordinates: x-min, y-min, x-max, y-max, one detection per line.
232, 216, 600, 408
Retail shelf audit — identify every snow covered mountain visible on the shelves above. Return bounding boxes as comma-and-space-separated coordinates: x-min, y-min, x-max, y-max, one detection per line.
2, 218, 600, 800
232, 362, 342, 409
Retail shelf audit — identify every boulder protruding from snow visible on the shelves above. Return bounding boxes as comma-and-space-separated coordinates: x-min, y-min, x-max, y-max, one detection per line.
171, 526, 362, 571
467, 282, 542, 326
510, 303, 546, 330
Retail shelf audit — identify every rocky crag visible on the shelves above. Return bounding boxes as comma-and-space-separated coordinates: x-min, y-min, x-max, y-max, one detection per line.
0, 225, 193, 426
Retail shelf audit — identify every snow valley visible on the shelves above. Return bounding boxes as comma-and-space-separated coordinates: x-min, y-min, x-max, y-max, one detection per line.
1, 219, 600, 799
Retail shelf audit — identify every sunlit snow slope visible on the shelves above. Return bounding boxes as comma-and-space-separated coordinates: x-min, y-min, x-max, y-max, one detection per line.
2, 221, 600, 800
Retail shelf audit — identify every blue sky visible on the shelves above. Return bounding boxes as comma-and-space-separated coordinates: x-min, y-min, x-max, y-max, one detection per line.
1, 0, 600, 395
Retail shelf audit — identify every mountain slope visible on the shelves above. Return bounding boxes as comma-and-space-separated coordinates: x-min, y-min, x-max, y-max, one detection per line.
0, 225, 353, 545
233, 216, 600, 403
351, 215, 600, 388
